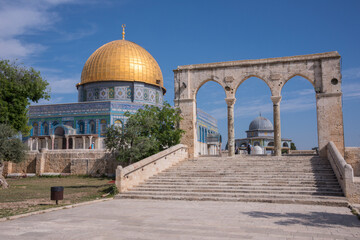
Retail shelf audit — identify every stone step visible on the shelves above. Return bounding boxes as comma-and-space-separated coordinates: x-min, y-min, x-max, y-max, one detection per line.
144, 180, 341, 187
119, 155, 345, 206
132, 187, 343, 195
116, 193, 348, 207
121, 189, 344, 198
134, 184, 342, 192
150, 174, 336, 181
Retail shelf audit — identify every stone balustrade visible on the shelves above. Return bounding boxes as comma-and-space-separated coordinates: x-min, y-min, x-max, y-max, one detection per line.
327, 141, 360, 203
116, 144, 188, 192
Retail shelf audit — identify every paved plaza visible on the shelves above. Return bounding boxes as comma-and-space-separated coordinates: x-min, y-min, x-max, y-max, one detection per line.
0, 199, 359, 240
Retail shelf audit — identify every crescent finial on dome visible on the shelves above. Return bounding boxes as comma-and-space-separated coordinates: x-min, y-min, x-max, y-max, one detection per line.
122, 24, 126, 40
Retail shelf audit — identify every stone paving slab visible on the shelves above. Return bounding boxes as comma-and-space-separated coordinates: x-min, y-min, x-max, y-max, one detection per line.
0, 199, 359, 239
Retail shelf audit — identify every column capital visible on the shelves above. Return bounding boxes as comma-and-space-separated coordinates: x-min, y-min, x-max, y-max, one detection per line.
225, 98, 236, 106
50, 135, 55, 139
82, 136, 86, 140
271, 96, 282, 105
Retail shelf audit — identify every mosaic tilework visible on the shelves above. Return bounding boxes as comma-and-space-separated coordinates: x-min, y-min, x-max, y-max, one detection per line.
108, 87, 114, 99
99, 88, 108, 100
135, 87, 143, 101
81, 82, 163, 105
115, 87, 127, 100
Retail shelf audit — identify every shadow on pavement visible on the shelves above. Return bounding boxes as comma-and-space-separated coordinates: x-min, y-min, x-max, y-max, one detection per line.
243, 211, 360, 228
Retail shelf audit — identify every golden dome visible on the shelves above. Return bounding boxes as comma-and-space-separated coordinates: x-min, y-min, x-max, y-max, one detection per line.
80, 39, 165, 92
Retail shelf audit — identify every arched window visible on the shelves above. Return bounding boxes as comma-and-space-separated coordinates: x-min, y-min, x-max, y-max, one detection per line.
254, 141, 260, 146
114, 119, 122, 127
52, 121, 58, 127
43, 122, 49, 135
33, 122, 38, 136
100, 119, 107, 133
78, 121, 85, 134
89, 120, 96, 134
283, 142, 289, 148
268, 142, 274, 147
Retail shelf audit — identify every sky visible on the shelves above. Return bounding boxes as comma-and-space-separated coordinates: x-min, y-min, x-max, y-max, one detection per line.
1, 0, 360, 149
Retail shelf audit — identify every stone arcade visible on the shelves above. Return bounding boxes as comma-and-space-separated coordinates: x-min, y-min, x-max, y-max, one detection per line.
174, 52, 344, 158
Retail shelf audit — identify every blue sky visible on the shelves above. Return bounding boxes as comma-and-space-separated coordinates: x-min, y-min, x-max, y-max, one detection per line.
1, 0, 359, 149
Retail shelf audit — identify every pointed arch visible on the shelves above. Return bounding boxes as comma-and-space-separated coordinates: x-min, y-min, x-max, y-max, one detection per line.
235, 75, 273, 95
194, 79, 226, 99
280, 74, 315, 95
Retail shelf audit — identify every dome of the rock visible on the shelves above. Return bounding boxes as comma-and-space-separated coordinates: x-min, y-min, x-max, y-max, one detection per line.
80, 39, 165, 92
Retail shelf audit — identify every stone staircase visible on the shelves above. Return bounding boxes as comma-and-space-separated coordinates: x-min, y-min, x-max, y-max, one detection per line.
117, 155, 348, 206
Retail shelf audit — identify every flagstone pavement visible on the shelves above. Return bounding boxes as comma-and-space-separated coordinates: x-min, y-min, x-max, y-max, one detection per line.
0, 199, 359, 240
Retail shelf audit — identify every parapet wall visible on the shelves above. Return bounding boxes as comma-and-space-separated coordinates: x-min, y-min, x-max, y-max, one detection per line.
4, 149, 120, 177
116, 144, 188, 192
345, 147, 360, 177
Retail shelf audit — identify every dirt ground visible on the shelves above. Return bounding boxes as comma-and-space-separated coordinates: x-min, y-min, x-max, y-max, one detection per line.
0, 176, 115, 218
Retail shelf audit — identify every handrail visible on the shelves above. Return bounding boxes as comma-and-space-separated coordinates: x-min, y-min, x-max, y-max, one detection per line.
116, 144, 188, 192
328, 141, 353, 180
122, 144, 188, 177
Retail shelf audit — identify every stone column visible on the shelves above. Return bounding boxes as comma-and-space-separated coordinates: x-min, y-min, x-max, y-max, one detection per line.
82, 136, 86, 149
271, 96, 282, 156
35, 137, 39, 151
72, 137, 76, 149
50, 135, 55, 150
89, 136, 93, 149
225, 98, 236, 157
45, 137, 49, 149
65, 135, 69, 149
29, 138, 33, 151
175, 98, 198, 157
316, 92, 345, 157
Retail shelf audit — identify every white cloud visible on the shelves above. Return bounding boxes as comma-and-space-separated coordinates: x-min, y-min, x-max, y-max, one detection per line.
342, 67, 360, 80
342, 82, 360, 100
46, 76, 80, 94
33, 96, 64, 105
0, 0, 90, 59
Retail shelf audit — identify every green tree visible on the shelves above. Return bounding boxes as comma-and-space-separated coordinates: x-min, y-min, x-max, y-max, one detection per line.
0, 124, 27, 188
105, 102, 184, 165
290, 142, 297, 150
0, 60, 50, 135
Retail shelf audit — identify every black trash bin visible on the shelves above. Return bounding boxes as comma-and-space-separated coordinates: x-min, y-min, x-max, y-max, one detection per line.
51, 186, 64, 205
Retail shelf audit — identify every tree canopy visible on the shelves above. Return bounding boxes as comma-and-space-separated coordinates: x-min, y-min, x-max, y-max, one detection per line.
0, 60, 50, 135
105, 103, 184, 165
0, 123, 27, 188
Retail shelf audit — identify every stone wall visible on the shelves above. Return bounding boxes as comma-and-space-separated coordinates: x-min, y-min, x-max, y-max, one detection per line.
3, 152, 37, 175
116, 144, 188, 192
5, 149, 120, 177
345, 147, 360, 177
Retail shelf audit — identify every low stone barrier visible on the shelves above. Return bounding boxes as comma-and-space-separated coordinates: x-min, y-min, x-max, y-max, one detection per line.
345, 147, 360, 177
4, 149, 119, 177
116, 144, 188, 192
327, 141, 360, 203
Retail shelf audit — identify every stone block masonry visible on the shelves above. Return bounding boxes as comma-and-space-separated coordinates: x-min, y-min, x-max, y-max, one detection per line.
4, 149, 120, 177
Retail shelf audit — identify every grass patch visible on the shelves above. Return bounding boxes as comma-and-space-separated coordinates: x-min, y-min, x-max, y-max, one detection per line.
0, 175, 115, 218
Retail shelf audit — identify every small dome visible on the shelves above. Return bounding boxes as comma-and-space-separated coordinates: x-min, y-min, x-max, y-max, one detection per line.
80, 39, 165, 92
249, 116, 273, 131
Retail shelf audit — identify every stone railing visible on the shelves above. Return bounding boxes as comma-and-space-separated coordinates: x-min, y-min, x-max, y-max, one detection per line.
327, 141, 360, 203
116, 144, 188, 192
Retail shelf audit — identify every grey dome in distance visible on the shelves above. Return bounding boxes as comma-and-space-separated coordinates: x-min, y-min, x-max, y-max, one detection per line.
248, 116, 273, 131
